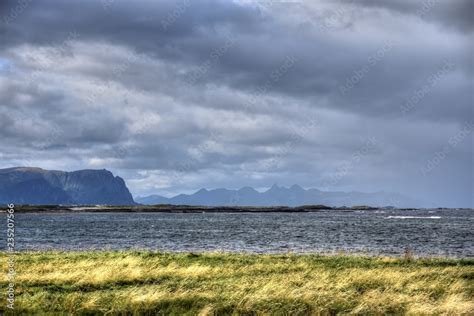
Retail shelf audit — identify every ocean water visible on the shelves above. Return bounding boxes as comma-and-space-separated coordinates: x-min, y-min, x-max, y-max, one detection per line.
3, 209, 473, 257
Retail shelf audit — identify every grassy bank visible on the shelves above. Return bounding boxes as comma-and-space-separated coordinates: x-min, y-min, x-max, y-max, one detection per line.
1, 252, 473, 315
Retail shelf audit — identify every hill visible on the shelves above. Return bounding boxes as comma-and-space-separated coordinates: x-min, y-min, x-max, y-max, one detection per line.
0, 167, 135, 205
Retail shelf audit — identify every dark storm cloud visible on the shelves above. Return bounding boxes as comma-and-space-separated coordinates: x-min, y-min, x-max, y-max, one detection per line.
1, 0, 471, 122
342, 0, 474, 32
0, 0, 472, 207
1, 0, 259, 50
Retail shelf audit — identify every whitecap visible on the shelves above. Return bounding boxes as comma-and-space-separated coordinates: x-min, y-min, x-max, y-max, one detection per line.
387, 216, 441, 219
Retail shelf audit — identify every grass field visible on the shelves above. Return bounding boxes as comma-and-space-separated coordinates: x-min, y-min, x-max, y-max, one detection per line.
1, 251, 473, 315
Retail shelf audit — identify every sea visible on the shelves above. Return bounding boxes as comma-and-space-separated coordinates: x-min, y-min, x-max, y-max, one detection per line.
3, 208, 473, 257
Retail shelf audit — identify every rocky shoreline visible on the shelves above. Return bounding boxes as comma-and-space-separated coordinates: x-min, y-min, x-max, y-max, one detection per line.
1, 204, 459, 213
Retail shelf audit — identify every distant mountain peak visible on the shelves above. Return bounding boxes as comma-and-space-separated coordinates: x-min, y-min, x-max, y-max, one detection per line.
290, 184, 304, 191
239, 186, 258, 193
267, 183, 283, 193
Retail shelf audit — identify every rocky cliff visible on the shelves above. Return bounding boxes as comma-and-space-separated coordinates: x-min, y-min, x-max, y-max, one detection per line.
0, 167, 135, 205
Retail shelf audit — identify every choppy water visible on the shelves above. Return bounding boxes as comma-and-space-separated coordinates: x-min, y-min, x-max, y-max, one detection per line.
2, 209, 473, 257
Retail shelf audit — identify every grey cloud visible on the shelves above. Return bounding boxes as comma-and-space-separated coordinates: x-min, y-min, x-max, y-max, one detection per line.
0, 0, 472, 207
340, 0, 474, 32
2, 0, 470, 123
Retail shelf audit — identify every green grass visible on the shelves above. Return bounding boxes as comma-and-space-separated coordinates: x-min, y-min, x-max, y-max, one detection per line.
1, 251, 473, 315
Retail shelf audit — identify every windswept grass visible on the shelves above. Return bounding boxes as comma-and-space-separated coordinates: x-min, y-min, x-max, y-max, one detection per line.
1, 251, 473, 315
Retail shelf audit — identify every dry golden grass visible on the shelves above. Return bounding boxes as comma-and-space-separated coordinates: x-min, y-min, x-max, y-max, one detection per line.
1, 251, 473, 315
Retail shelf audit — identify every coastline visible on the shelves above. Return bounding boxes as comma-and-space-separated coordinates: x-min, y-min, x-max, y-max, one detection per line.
3, 204, 470, 213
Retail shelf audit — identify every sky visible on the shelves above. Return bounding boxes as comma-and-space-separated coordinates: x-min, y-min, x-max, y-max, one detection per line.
0, 0, 472, 207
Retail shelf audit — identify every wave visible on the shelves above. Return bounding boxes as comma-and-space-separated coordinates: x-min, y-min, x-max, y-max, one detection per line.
387, 216, 441, 219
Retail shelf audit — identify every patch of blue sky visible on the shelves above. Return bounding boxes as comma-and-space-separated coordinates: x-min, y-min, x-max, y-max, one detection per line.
0, 57, 12, 72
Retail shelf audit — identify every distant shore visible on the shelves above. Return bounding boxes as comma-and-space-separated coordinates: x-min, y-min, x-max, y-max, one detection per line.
2, 204, 468, 213
1, 251, 472, 315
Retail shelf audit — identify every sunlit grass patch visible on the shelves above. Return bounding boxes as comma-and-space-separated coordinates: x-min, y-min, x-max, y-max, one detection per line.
1, 251, 473, 315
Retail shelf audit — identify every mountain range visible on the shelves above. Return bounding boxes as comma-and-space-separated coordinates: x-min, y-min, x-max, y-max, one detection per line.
137, 184, 418, 207
0, 167, 134, 205
0, 167, 417, 207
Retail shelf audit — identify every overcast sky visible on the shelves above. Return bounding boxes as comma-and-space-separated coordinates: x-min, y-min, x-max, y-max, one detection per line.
0, 0, 472, 207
